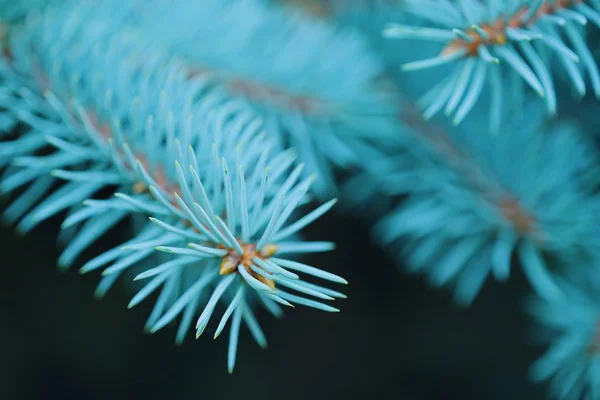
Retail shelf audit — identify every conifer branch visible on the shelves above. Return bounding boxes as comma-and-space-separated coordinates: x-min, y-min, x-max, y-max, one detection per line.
136, 0, 405, 197
0, 0, 346, 372
384, 0, 600, 130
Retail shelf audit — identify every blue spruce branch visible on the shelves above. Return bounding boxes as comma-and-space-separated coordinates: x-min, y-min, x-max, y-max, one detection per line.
372, 98, 600, 304
0, 0, 347, 372
383, 0, 600, 131
527, 267, 600, 399
134, 0, 404, 198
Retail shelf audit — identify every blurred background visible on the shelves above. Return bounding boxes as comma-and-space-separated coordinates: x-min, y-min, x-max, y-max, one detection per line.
0, 210, 546, 400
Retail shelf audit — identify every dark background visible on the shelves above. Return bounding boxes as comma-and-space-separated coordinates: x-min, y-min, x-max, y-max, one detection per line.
0, 208, 547, 400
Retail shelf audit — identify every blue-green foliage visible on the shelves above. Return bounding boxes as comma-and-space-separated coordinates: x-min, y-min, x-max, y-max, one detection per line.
4, 0, 600, 394
0, 0, 346, 371
0, 0, 58, 23
334, 1, 600, 397
383, 0, 600, 131
527, 267, 600, 400
0, 1, 137, 239
135, 0, 404, 197
374, 101, 600, 304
